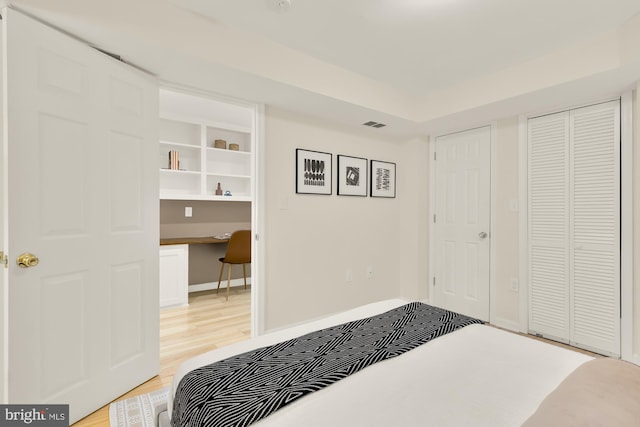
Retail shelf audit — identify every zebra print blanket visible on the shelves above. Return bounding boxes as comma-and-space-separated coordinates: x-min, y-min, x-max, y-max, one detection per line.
171, 302, 482, 427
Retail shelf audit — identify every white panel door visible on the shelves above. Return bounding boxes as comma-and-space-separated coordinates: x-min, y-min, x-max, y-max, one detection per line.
4, 9, 159, 423
570, 101, 620, 355
433, 126, 491, 321
528, 112, 571, 341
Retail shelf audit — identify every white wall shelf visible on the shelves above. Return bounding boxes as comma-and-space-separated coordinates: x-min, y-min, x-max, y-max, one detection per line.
160, 141, 201, 149
159, 89, 253, 201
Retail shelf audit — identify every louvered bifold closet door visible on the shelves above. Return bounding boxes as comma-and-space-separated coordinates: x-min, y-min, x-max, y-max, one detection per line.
528, 112, 571, 341
570, 101, 620, 355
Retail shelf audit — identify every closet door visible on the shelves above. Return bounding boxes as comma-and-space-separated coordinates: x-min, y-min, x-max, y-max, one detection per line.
528, 112, 571, 342
528, 100, 620, 356
570, 101, 620, 355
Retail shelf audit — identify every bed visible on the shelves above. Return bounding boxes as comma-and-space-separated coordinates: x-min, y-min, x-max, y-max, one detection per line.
160, 299, 640, 427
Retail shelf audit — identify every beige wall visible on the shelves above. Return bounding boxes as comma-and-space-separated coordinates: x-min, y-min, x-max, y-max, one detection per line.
262, 90, 640, 360
262, 107, 428, 330
260, 107, 527, 331
397, 137, 430, 301
492, 118, 521, 328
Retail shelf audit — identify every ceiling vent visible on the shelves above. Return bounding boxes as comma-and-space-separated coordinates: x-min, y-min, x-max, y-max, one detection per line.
267, 0, 292, 12
363, 121, 386, 128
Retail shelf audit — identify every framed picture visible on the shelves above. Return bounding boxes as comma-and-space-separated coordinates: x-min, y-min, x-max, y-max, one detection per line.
370, 160, 396, 198
296, 149, 332, 195
337, 155, 367, 196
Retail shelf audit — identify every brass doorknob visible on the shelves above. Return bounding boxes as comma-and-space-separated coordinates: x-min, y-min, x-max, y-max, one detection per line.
16, 253, 39, 268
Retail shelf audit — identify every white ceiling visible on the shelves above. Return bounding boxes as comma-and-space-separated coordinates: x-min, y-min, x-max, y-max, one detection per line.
175, 0, 640, 96
6, 0, 640, 137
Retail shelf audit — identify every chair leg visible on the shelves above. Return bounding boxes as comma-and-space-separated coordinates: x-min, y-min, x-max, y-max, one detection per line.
217, 262, 225, 294
226, 263, 232, 301
243, 264, 247, 289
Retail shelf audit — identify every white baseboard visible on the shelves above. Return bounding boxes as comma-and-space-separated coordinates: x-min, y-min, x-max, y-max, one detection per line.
189, 278, 251, 293
627, 354, 640, 366
490, 316, 520, 333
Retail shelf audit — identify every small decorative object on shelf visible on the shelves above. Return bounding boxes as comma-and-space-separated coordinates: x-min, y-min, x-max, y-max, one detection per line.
214, 139, 226, 149
224, 190, 232, 196
229, 143, 239, 151
215, 182, 223, 196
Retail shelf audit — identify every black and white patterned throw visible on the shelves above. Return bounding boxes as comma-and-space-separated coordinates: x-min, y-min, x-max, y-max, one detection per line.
171, 302, 482, 427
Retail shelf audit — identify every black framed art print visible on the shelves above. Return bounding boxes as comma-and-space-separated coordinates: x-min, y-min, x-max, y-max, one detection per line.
337, 155, 367, 196
296, 149, 332, 195
370, 160, 396, 198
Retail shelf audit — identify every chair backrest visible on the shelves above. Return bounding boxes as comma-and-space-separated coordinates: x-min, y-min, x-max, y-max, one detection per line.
224, 230, 251, 264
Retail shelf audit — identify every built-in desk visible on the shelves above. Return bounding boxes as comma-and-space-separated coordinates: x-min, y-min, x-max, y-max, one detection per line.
160, 236, 229, 245
159, 236, 234, 309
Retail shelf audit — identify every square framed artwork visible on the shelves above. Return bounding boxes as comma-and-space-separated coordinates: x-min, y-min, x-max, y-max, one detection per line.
296, 149, 332, 195
370, 160, 396, 198
337, 155, 367, 196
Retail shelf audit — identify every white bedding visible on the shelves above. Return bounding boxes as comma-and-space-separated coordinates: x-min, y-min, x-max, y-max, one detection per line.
169, 299, 592, 427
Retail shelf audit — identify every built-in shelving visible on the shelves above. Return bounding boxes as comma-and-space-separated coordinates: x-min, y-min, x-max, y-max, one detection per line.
158, 89, 253, 201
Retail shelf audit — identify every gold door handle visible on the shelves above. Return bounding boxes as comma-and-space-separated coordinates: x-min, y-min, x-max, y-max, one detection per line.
16, 252, 39, 268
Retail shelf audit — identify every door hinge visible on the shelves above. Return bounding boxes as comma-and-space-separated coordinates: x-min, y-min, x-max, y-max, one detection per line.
434, 152, 437, 161
433, 214, 436, 223
433, 277, 436, 286
0, 251, 7, 269
255, 233, 259, 241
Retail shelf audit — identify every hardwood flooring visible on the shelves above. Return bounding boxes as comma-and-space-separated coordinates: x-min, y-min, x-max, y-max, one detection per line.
72, 287, 251, 426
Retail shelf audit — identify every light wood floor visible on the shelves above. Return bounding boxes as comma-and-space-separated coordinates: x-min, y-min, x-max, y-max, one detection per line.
73, 286, 252, 426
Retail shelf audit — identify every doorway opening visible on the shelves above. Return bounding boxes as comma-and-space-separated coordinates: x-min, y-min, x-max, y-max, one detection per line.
157, 86, 259, 375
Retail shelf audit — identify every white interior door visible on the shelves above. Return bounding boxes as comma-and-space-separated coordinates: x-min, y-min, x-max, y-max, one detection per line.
569, 101, 620, 355
433, 126, 491, 321
528, 101, 620, 356
528, 112, 571, 341
4, 9, 159, 423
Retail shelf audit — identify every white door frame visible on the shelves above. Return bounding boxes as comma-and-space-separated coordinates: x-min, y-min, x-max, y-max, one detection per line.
620, 92, 634, 363
253, 104, 266, 336
428, 124, 497, 325
0, 17, 5, 403
518, 95, 634, 362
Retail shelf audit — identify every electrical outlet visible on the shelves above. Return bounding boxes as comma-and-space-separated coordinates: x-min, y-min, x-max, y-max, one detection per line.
185, 206, 192, 217
366, 266, 373, 278
510, 277, 519, 292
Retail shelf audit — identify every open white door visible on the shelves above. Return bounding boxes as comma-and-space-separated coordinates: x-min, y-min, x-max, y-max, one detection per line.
3, 9, 159, 423
433, 126, 491, 321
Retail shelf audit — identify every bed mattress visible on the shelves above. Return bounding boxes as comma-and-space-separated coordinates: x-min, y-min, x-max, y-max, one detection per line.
168, 299, 592, 427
